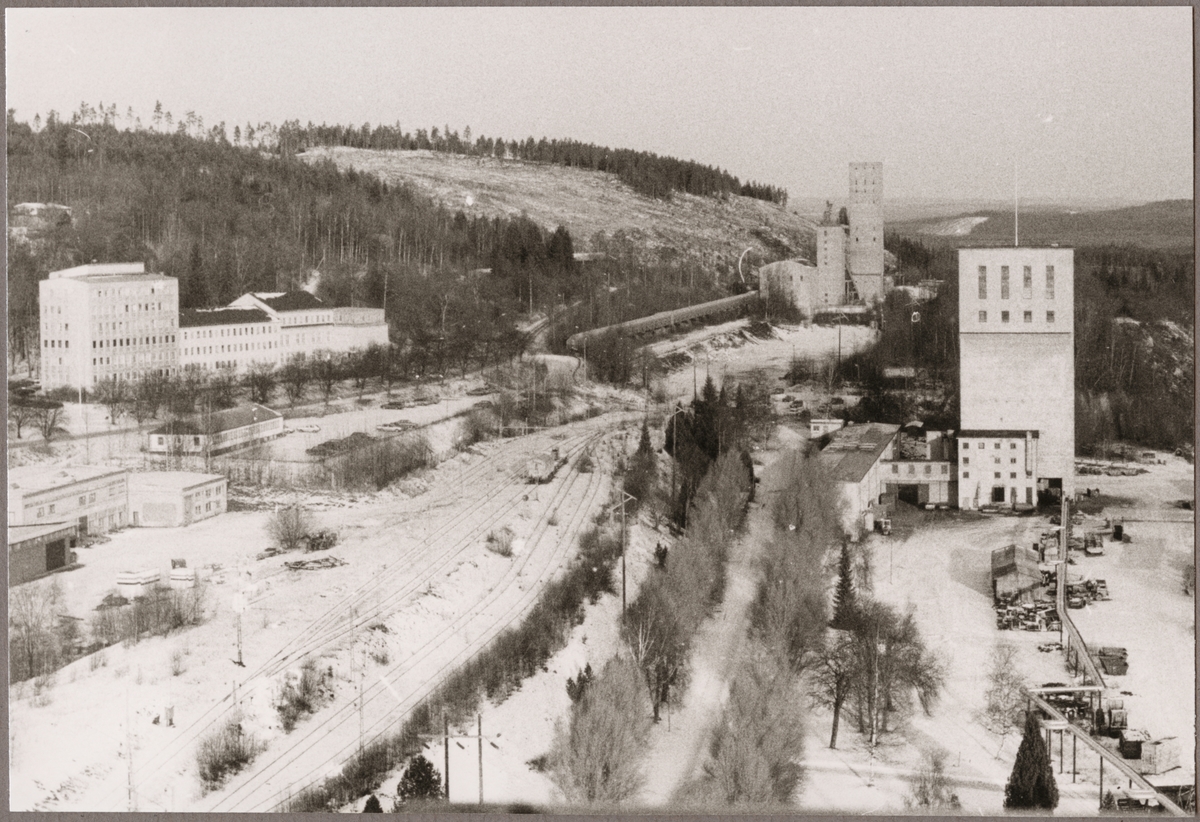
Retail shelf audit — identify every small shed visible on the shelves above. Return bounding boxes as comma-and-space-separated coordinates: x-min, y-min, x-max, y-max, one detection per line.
8, 522, 79, 586
991, 543, 1042, 600
1138, 737, 1180, 775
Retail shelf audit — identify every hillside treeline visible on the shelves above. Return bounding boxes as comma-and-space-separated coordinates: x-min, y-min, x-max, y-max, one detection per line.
844, 235, 1195, 451
278, 122, 787, 205
6, 113, 592, 372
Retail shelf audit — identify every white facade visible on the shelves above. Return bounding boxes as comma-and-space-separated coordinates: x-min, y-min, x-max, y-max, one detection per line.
759, 260, 819, 316
128, 471, 227, 527
7, 465, 130, 534
228, 292, 335, 361
815, 224, 848, 306
329, 307, 390, 351
38, 263, 179, 390
180, 309, 281, 373
958, 247, 1075, 506
957, 430, 1039, 508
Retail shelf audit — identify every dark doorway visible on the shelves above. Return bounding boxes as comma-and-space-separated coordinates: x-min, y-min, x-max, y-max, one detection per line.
991, 486, 1006, 503
46, 539, 67, 571
77, 515, 88, 535
897, 484, 920, 506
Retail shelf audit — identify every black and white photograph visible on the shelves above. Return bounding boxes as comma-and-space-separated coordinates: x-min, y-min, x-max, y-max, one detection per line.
5, 5, 1195, 814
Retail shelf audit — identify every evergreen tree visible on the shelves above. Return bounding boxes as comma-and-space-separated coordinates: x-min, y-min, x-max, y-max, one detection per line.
362, 794, 383, 812
397, 753, 444, 802
1004, 712, 1059, 809
830, 543, 857, 629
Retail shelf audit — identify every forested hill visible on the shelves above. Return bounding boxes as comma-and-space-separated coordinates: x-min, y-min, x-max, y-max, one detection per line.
6, 112, 806, 373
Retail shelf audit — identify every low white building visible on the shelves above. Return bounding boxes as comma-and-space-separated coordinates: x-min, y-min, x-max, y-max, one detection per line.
128, 471, 227, 527
958, 428, 1040, 509
179, 307, 281, 373
147, 402, 284, 456
330, 306, 390, 352
816, 422, 899, 535
229, 291, 334, 361
7, 464, 130, 534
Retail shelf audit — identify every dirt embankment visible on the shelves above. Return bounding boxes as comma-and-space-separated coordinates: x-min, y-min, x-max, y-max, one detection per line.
300, 147, 816, 267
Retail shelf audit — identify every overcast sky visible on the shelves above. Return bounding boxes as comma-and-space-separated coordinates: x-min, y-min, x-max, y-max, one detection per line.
6, 6, 1194, 205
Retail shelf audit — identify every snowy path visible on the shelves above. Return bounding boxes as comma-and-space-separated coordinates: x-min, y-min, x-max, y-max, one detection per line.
635, 440, 790, 805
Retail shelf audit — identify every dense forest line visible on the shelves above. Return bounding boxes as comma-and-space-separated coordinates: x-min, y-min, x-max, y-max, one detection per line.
5, 111, 737, 373
853, 234, 1196, 451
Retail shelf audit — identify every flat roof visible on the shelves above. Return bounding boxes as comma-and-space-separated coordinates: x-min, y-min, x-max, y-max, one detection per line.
8, 522, 78, 545
8, 464, 128, 495
128, 471, 226, 491
960, 429, 1040, 439
818, 422, 899, 484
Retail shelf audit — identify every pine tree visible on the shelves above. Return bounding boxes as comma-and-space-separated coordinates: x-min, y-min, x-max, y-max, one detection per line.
830, 543, 857, 629
397, 753, 444, 802
1004, 712, 1059, 809
362, 794, 383, 812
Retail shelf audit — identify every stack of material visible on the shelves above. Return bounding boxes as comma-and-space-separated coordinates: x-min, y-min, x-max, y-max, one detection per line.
1138, 737, 1180, 775
117, 569, 161, 599
991, 544, 1043, 600
1119, 728, 1151, 759
1094, 646, 1129, 675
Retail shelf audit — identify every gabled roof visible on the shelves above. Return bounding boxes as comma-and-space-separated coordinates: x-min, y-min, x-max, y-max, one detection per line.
150, 402, 282, 436
817, 422, 899, 484
180, 308, 272, 328
254, 291, 325, 312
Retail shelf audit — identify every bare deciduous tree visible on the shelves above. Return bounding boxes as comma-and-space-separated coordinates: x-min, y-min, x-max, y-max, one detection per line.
549, 655, 651, 805
267, 505, 314, 552
983, 641, 1026, 757
244, 361, 277, 405
33, 401, 66, 442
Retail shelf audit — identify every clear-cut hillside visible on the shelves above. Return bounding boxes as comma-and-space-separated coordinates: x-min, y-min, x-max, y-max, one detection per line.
300, 147, 816, 266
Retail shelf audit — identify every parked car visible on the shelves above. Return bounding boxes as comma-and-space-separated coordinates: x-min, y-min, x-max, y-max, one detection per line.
378, 420, 419, 432
293, 424, 321, 434
381, 401, 407, 410
1067, 595, 1086, 609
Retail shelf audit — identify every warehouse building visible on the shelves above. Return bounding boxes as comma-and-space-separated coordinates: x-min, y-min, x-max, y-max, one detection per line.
816, 422, 900, 534
7, 465, 130, 534
147, 402, 284, 455
8, 522, 80, 586
128, 471, 228, 527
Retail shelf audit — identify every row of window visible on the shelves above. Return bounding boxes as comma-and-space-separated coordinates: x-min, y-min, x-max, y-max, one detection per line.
962, 471, 1030, 480
978, 310, 1055, 324
889, 463, 950, 475
184, 325, 276, 340
183, 341, 277, 356
962, 457, 1022, 465
961, 442, 1022, 450
92, 335, 176, 348
978, 265, 1055, 300
44, 339, 69, 348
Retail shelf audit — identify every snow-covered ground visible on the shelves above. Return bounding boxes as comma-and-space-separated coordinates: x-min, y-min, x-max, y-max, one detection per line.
9, 411, 641, 812
796, 452, 1195, 815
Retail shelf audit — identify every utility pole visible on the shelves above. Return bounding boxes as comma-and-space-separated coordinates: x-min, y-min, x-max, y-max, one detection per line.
415, 712, 493, 804
444, 710, 450, 800
609, 491, 636, 617
126, 686, 136, 811
477, 714, 484, 806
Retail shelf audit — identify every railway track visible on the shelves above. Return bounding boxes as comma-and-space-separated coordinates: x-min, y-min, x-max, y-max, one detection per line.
89, 414, 632, 812
211, 431, 611, 811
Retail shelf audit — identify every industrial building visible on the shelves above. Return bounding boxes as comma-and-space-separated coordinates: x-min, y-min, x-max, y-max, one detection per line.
37, 262, 390, 389
8, 522, 80, 586
761, 162, 891, 316
38, 263, 180, 390
128, 471, 228, 527
147, 402, 284, 455
817, 422, 900, 534
957, 247, 1075, 508
7, 465, 130, 534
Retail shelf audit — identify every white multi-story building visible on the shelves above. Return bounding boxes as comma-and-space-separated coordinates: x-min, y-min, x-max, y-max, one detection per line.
330, 306, 390, 351
229, 291, 334, 361
179, 307, 281, 373
38, 263, 179, 390
957, 247, 1075, 508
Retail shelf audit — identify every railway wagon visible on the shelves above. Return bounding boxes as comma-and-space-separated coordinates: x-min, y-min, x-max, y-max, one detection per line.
565, 290, 760, 351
